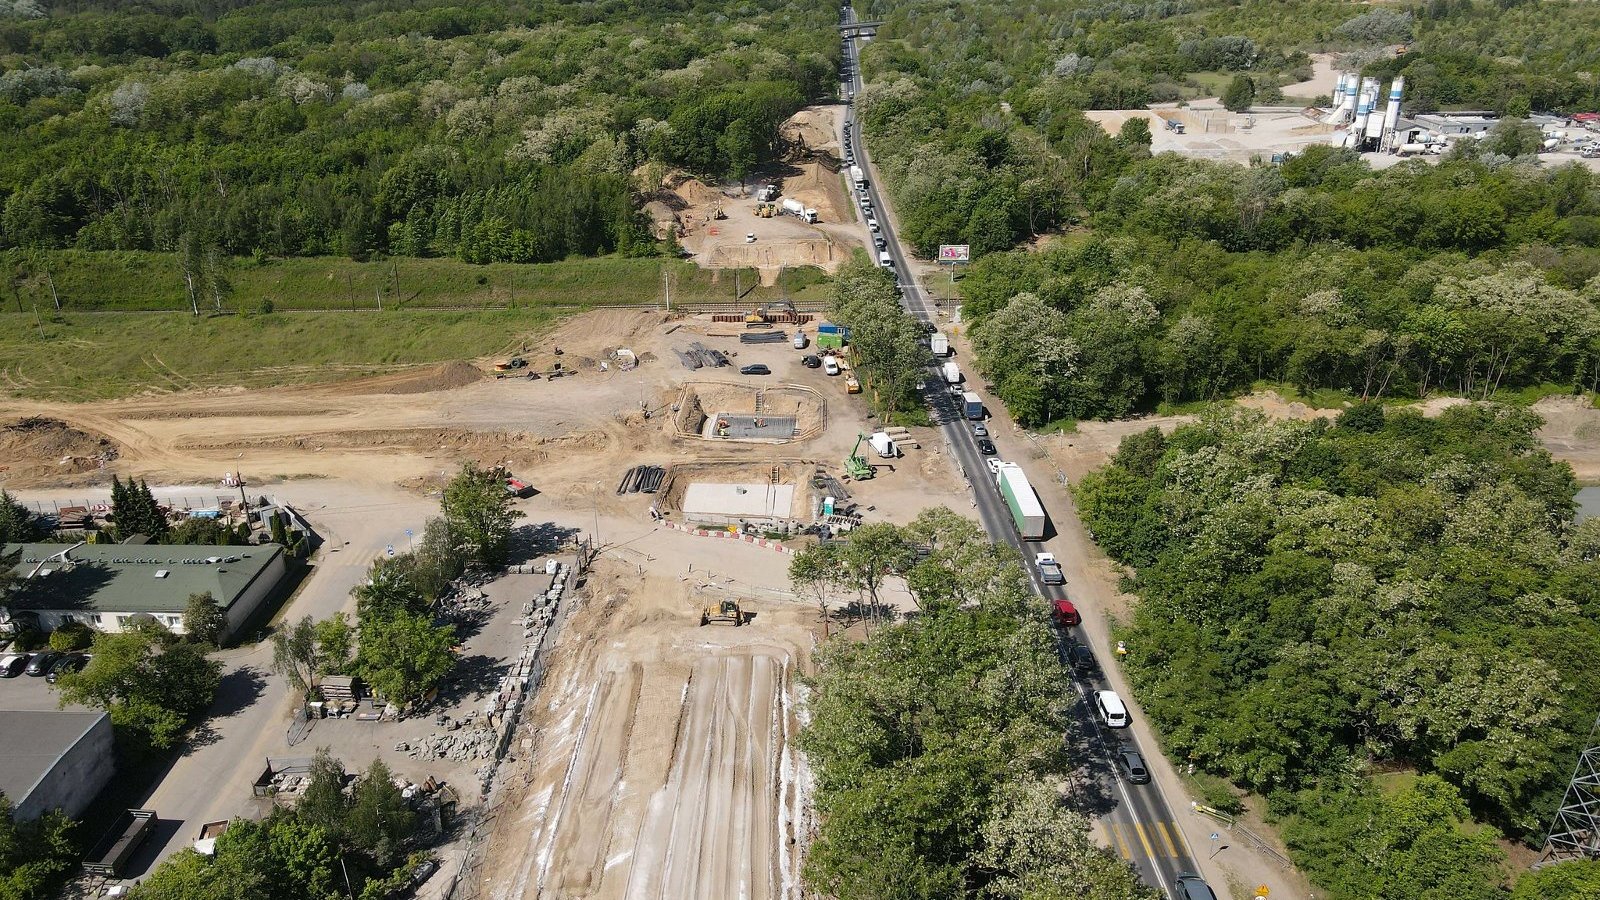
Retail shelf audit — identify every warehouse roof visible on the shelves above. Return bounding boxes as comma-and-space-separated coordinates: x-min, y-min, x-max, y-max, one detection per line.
6, 543, 284, 614
0, 710, 107, 810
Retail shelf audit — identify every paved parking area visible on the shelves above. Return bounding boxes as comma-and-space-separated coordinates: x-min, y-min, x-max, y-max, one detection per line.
0, 663, 92, 711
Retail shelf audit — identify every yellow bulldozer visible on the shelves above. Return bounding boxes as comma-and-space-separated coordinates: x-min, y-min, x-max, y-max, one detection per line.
700, 598, 746, 627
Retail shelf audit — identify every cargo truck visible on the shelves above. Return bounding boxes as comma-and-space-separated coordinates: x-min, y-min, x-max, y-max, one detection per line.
997, 464, 1046, 540
780, 198, 818, 223
929, 332, 949, 356
962, 391, 984, 420
850, 165, 866, 187
942, 361, 961, 384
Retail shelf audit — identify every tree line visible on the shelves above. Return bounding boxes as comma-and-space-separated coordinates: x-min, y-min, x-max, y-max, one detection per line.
792, 508, 1154, 900
1075, 404, 1600, 897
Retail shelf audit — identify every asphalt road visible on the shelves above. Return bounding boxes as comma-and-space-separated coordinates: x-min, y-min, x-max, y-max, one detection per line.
838, 11, 1200, 895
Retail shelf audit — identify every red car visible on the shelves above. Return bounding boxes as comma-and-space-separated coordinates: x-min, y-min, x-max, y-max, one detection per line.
1052, 599, 1080, 627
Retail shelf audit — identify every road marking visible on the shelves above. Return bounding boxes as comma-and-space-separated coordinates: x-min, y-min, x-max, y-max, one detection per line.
1157, 821, 1179, 857
1110, 823, 1132, 859
1134, 821, 1157, 859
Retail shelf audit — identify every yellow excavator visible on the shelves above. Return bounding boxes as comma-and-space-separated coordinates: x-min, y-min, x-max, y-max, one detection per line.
700, 598, 745, 627
745, 300, 798, 326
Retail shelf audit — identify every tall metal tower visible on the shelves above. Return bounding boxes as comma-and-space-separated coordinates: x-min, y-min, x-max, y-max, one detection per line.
1539, 715, 1600, 867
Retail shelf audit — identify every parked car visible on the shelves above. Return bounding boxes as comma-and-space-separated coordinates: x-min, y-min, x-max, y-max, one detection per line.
1173, 874, 1219, 900
1119, 748, 1151, 784
46, 654, 89, 683
976, 438, 996, 455
0, 655, 28, 678
739, 364, 771, 376
801, 354, 822, 368
25, 651, 61, 677
971, 422, 988, 437
823, 356, 841, 376
745, 232, 756, 243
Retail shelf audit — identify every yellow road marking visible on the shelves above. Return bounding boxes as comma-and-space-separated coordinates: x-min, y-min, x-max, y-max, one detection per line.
1134, 822, 1157, 859
1156, 821, 1179, 857
1111, 823, 1132, 859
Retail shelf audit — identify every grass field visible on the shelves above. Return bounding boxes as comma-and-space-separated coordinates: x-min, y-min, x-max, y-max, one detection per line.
2, 250, 830, 313
0, 309, 559, 400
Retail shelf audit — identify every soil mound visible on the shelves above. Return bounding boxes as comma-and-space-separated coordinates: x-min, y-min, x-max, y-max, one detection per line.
0, 417, 120, 484
346, 361, 484, 395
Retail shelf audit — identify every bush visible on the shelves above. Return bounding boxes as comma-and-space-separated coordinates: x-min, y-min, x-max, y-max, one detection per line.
47, 622, 93, 652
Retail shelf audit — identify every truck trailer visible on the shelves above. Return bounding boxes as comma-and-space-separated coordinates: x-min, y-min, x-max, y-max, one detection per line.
942, 361, 961, 384
850, 165, 866, 187
929, 332, 949, 356
997, 464, 1046, 540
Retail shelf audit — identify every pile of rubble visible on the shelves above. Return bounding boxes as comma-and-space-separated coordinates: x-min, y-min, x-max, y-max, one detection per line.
397, 559, 574, 793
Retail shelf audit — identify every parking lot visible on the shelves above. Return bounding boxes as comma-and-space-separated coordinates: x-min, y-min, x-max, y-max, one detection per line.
0, 657, 93, 711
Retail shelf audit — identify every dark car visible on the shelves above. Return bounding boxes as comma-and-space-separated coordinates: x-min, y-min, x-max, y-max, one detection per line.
739, 364, 771, 376
25, 651, 61, 677
800, 355, 822, 369
1068, 644, 1097, 676
1118, 748, 1150, 784
1173, 874, 1219, 900
976, 438, 996, 455
46, 654, 89, 683
921, 321, 937, 335
0, 655, 27, 678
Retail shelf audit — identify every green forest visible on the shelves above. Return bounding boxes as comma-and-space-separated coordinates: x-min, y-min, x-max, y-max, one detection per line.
0, 0, 836, 262
792, 509, 1154, 900
1076, 404, 1600, 897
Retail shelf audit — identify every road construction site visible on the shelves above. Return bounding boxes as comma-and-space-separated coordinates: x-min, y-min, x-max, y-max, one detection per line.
0, 288, 973, 899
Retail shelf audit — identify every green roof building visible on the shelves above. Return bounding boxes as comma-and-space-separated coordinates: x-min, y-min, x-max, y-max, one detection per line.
5, 542, 286, 642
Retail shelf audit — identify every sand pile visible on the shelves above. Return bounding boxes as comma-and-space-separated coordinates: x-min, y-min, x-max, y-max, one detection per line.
355, 360, 484, 395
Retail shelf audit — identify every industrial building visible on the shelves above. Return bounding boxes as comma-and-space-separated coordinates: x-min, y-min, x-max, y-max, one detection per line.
4, 542, 288, 642
0, 710, 113, 820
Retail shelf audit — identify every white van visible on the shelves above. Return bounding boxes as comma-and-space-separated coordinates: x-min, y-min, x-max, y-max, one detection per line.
1094, 690, 1129, 728
878, 251, 893, 268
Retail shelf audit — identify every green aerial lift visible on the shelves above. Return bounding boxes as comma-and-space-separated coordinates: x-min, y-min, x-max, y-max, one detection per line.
844, 433, 874, 480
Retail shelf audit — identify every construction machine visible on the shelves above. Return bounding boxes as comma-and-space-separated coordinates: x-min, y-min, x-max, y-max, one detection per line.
844, 433, 874, 480
755, 202, 777, 218
700, 598, 745, 627
744, 299, 799, 327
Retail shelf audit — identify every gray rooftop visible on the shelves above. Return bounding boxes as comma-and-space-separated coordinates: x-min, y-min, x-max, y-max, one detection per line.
7, 543, 284, 614
0, 710, 107, 807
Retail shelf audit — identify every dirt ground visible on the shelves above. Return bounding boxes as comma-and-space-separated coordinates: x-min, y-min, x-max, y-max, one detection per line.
1279, 53, 1340, 102
1085, 106, 1335, 163
482, 559, 812, 900
662, 105, 861, 285
0, 306, 972, 900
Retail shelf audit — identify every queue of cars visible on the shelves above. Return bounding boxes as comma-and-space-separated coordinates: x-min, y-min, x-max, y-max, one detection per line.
0, 650, 90, 682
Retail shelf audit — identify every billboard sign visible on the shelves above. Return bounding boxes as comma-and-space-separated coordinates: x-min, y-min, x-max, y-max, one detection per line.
938, 244, 970, 263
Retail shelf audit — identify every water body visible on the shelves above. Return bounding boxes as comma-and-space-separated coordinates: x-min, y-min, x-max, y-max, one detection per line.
1578, 486, 1600, 523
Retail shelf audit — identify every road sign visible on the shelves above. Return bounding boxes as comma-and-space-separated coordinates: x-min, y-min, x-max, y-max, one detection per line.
1210, 833, 1221, 841
404, 529, 413, 538
386, 544, 395, 557
1255, 888, 1270, 898
938, 244, 970, 262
